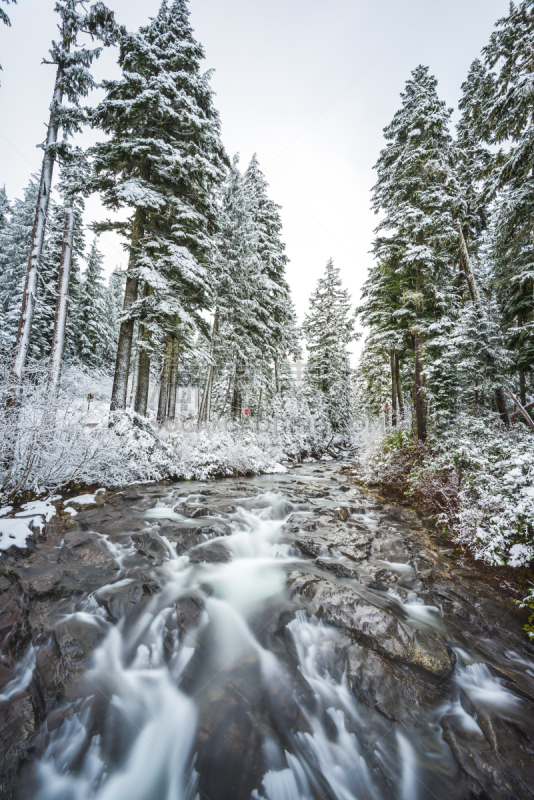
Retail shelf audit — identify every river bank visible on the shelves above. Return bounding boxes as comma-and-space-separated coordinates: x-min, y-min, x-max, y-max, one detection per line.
1, 462, 533, 799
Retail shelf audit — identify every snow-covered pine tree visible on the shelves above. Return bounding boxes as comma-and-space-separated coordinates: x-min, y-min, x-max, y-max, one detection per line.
197, 156, 262, 422
0, 0, 16, 26
0, 186, 10, 230
460, 2, 534, 406
302, 258, 356, 436
359, 255, 408, 427
3, 0, 119, 418
103, 267, 126, 368
0, 0, 17, 77
0, 178, 39, 360
371, 66, 459, 438
243, 154, 300, 384
75, 238, 110, 370
93, 0, 227, 417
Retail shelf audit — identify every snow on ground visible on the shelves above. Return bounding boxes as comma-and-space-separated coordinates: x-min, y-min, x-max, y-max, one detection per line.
0, 497, 61, 550
65, 493, 102, 506
0, 519, 36, 550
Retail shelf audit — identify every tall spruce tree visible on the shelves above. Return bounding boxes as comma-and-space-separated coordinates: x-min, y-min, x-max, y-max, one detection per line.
0, 178, 39, 359
302, 258, 356, 436
460, 2, 534, 404
243, 154, 300, 376
74, 238, 110, 369
371, 66, 459, 438
4, 0, 119, 420
93, 0, 227, 416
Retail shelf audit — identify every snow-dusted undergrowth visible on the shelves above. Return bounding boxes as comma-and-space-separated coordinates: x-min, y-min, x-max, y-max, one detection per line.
361, 414, 534, 568
359, 414, 534, 633
0, 366, 336, 499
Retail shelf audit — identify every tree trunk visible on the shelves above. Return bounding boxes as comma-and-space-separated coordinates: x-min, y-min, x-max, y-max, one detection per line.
457, 220, 510, 426
157, 333, 173, 425
274, 361, 279, 393
110, 207, 145, 411
219, 374, 232, 420
390, 351, 397, 427
395, 353, 404, 420
46, 206, 75, 406
456, 221, 480, 305
128, 340, 139, 408
232, 360, 245, 419
198, 309, 218, 425
414, 331, 426, 441
495, 386, 510, 427
5, 65, 64, 421
134, 334, 150, 417
167, 337, 179, 422
504, 386, 534, 432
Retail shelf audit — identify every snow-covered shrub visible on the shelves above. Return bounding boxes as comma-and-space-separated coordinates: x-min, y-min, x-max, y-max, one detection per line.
0, 366, 340, 500
359, 413, 534, 622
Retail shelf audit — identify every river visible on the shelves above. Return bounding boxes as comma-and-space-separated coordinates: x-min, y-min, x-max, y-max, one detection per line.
0, 461, 533, 799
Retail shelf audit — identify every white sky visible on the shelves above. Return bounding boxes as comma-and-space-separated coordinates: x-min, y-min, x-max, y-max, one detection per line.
0, 0, 510, 360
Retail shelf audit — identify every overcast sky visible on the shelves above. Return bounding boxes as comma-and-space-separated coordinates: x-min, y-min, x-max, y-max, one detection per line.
0, 0, 510, 358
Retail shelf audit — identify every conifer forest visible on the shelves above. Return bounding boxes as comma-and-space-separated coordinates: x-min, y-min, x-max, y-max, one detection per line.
1, 2, 534, 799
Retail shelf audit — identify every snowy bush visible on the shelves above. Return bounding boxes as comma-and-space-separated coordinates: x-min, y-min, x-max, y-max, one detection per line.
359, 412, 534, 572
0, 366, 341, 500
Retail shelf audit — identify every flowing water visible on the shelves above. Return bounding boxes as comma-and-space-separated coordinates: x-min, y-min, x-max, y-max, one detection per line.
1, 462, 534, 800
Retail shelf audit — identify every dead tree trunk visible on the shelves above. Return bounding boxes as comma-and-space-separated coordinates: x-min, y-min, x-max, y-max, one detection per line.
456, 221, 480, 305
134, 335, 150, 418
5, 65, 65, 423
110, 208, 145, 411
157, 333, 173, 425
505, 387, 534, 432
198, 310, 218, 426
167, 337, 179, 422
395, 353, 404, 420
457, 220, 510, 426
218, 374, 232, 420
46, 205, 75, 406
414, 331, 426, 442
128, 339, 139, 408
390, 351, 397, 427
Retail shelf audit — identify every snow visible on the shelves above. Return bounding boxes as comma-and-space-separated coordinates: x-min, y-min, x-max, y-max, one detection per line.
65, 493, 100, 506
0, 518, 36, 550
0, 497, 60, 550
0, 506, 13, 517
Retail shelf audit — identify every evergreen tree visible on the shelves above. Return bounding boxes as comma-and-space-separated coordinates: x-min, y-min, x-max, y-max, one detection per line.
4, 0, 119, 419
76, 238, 110, 369
0, 186, 10, 230
103, 267, 126, 368
0, 0, 17, 77
302, 258, 356, 436
243, 154, 300, 373
92, 0, 227, 416
371, 65, 459, 437
460, 1, 534, 403
0, 178, 39, 359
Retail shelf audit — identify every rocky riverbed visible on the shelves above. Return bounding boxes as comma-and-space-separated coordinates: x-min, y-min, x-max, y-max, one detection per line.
0, 462, 533, 800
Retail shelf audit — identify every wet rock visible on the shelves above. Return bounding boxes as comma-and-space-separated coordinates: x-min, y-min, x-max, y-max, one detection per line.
56, 531, 119, 593
291, 576, 454, 677
131, 531, 169, 564
189, 542, 231, 564
441, 712, 534, 800
335, 507, 351, 522
347, 643, 447, 722
0, 692, 36, 797
96, 579, 159, 623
